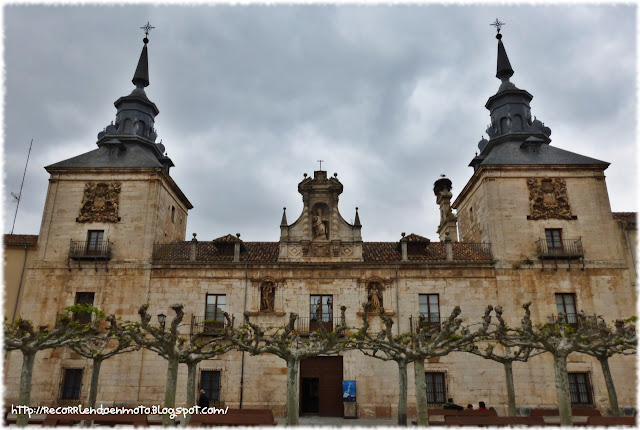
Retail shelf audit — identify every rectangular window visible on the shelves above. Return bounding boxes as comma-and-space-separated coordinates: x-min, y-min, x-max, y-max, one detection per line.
555, 293, 577, 325
310, 295, 333, 332
425, 372, 446, 404
61, 368, 83, 400
74, 292, 95, 324
205, 294, 226, 330
568, 372, 593, 405
418, 294, 441, 333
200, 370, 221, 403
545, 229, 563, 249
86, 230, 104, 255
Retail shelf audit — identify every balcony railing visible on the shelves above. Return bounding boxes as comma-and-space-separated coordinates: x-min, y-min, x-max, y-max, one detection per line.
536, 238, 583, 259
409, 315, 446, 335
190, 315, 234, 337
548, 313, 603, 331
295, 316, 344, 335
69, 240, 112, 260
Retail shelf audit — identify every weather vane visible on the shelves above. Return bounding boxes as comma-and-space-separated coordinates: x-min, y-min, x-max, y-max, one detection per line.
141, 22, 155, 38
490, 18, 505, 34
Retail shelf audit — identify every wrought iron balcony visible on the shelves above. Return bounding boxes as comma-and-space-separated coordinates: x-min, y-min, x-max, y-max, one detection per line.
295, 316, 344, 335
548, 313, 580, 329
548, 313, 604, 331
68, 240, 112, 260
409, 315, 446, 335
536, 238, 583, 259
190, 315, 234, 337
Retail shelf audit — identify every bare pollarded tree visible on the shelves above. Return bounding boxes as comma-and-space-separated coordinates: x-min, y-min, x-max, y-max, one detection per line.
352, 303, 493, 426
461, 306, 544, 417
571, 315, 636, 416
496, 303, 636, 426
117, 304, 232, 426
69, 313, 140, 410
4, 308, 99, 426
223, 306, 348, 425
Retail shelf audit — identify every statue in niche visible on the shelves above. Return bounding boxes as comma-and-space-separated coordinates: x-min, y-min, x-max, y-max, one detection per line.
260, 282, 275, 312
367, 283, 383, 313
313, 207, 329, 240
528, 177, 572, 220
77, 181, 121, 223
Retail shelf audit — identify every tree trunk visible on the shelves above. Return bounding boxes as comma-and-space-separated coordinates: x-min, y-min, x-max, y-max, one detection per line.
397, 361, 408, 426
504, 361, 517, 417
598, 356, 620, 416
553, 354, 572, 426
88, 358, 103, 409
186, 362, 197, 408
286, 358, 300, 425
16, 351, 36, 427
162, 356, 179, 426
413, 358, 429, 426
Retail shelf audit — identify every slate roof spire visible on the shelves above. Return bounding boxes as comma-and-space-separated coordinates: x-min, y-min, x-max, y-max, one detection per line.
133, 22, 154, 89
495, 32, 514, 83
132, 39, 150, 89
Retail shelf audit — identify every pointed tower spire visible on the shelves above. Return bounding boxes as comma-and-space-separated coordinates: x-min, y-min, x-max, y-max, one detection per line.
496, 34, 514, 82
132, 22, 154, 89
281, 207, 288, 226
354, 207, 361, 227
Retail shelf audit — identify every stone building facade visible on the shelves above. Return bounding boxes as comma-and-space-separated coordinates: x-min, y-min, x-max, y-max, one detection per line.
3, 29, 636, 418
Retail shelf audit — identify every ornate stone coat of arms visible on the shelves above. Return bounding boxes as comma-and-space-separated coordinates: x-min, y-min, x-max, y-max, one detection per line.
76, 181, 121, 223
527, 177, 572, 220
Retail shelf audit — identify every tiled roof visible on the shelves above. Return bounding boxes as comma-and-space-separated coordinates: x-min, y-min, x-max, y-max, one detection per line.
153, 241, 492, 264
613, 212, 637, 224
402, 233, 430, 242
4, 234, 38, 246
213, 234, 242, 243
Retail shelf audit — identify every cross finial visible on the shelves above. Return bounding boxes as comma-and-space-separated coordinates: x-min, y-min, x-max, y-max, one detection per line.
490, 18, 505, 34
317, 160, 324, 170
141, 22, 155, 42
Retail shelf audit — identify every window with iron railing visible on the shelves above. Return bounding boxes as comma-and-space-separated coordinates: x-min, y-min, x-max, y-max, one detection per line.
569, 372, 593, 405
419, 294, 440, 330
425, 372, 446, 404
310, 295, 333, 332
73, 292, 94, 324
204, 294, 226, 330
555, 293, 578, 326
200, 370, 221, 404
61, 368, 83, 400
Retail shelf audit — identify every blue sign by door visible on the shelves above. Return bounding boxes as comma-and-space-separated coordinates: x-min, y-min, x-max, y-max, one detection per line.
342, 380, 356, 402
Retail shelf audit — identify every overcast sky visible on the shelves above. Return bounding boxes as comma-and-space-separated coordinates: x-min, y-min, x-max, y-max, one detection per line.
3, 4, 637, 242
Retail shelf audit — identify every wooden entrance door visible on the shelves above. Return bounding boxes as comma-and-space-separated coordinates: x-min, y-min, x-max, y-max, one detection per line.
300, 356, 343, 417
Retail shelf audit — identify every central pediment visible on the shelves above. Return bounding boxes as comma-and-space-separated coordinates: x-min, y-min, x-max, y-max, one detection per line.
278, 170, 363, 262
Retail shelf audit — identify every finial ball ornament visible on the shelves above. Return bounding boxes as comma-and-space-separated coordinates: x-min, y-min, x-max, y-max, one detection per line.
143, 37, 149, 44
496, 33, 502, 40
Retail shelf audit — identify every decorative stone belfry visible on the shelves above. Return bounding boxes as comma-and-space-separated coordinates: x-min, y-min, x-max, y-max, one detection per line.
434, 177, 458, 242
278, 170, 363, 261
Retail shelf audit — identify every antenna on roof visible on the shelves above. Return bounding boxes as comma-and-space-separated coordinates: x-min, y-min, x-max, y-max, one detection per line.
10, 139, 33, 235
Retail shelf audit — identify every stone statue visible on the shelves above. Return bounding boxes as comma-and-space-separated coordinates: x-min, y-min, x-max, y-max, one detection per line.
260, 282, 275, 312
313, 207, 328, 240
367, 283, 383, 312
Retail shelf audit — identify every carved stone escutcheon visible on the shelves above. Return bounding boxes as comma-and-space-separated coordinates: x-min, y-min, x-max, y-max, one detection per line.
527, 177, 572, 220
77, 181, 121, 223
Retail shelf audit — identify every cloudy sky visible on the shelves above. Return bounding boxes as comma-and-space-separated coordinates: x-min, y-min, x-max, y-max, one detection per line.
3, 4, 636, 242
